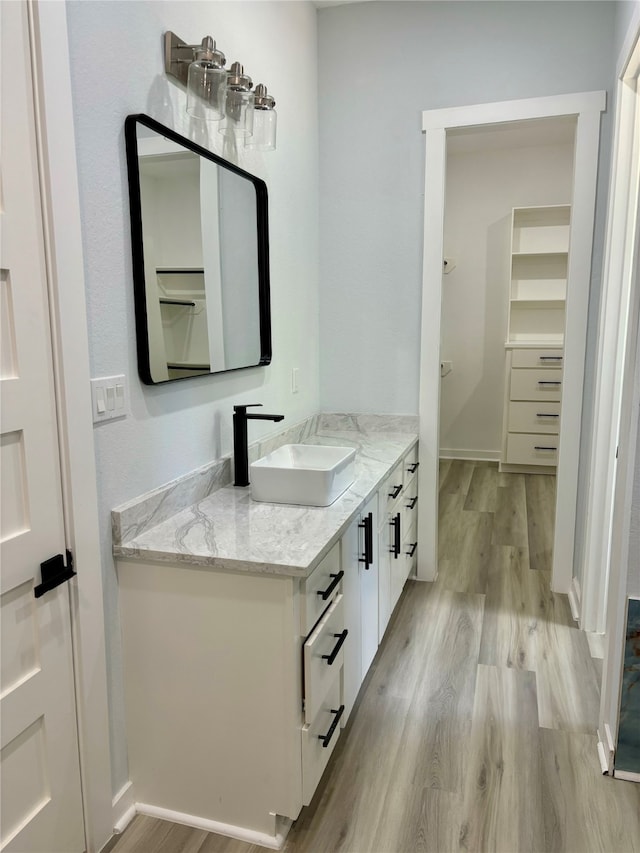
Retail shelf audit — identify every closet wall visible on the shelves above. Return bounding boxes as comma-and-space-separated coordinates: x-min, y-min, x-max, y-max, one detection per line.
440, 130, 575, 460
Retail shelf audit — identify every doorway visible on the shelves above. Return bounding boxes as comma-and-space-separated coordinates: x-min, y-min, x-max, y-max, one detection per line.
417, 92, 606, 604
436, 116, 577, 595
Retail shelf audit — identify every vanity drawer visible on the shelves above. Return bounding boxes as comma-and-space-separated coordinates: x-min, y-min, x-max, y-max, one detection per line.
509, 368, 563, 402
403, 445, 419, 481
301, 671, 343, 805
401, 483, 418, 535
301, 542, 341, 635
303, 593, 346, 724
511, 348, 564, 369
507, 401, 561, 434
380, 462, 404, 519
506, 433, 558, 467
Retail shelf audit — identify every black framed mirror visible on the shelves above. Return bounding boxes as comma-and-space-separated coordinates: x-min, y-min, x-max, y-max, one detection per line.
124, 114, 271, 384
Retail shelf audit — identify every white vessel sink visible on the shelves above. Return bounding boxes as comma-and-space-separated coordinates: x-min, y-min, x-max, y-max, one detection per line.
250, 444, 356, 506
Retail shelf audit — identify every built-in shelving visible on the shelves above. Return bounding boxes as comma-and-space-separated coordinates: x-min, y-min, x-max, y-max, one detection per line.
501, 204, 570, 473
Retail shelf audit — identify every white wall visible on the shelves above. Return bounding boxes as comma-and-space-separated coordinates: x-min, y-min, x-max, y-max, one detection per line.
440, 139, 574, 458
66, 0, 319, 796
318, 1, 616, 417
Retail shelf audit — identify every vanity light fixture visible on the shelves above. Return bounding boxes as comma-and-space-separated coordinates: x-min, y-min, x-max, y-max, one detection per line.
164, 31, 276, 149
165, 32, 227, 122
218, 62, 255, 138
245, 84, 277, 151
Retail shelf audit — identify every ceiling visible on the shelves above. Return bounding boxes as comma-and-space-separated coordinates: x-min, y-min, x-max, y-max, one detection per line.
446, 115, 578, 155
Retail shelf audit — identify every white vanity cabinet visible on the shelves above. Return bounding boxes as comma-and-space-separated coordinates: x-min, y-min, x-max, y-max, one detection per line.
341, 492, 378, 721
377, 446, 419, 641
116, 438, 419, 845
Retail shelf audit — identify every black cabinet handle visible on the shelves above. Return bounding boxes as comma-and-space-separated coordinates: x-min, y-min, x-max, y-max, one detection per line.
318, 705, 345, 748
358, 512, 373, 568
407, 461, 419, 473
536, 413, 559, 418
406, 496, 418, 509
316, 570, 344, 601
389, 513, 401, 558
388, 484, 402, 500
322, 629, 348, 666
538, 380, 562, 385
539, 355, 563, 361
405, 542, 417, 558
534, 446, 557, 451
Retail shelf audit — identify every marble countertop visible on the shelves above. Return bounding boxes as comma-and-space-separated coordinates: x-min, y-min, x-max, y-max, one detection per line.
114, 429, 417, 578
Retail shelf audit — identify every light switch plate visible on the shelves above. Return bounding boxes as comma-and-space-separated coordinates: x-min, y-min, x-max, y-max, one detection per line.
91, 374, 128, 423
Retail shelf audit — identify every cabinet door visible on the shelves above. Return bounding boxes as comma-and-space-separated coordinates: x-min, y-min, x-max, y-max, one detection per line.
340, 519, 361, 721
360, 495, 379, 679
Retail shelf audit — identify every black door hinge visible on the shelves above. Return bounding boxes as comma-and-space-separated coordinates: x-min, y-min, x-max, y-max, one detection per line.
34, 549, 76, 599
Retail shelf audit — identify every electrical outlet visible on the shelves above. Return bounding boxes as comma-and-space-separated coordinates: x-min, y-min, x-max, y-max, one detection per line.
91, 374, 128, 423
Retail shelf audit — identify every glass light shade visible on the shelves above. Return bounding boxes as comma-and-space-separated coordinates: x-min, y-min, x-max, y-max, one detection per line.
186, 61, 227, 121
245, 108, 277, 151
219, 88, 255, 138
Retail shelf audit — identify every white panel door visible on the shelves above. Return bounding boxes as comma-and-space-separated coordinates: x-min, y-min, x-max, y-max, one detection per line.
0, 2, 85, 851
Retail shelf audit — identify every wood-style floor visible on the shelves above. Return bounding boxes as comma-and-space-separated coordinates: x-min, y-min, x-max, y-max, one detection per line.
110, 462, 640, 853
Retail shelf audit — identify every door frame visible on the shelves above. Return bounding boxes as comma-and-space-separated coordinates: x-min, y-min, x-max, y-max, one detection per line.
582, 18, 640, 635
417, 91, 606, 593
29, 3, 113, 850
596, 10, 640, 775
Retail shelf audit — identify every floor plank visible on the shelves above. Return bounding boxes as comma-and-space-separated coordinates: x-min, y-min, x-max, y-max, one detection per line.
492, 474, 529, 548
540, 729, 640, 853
463, 462, 499, 512
459, 664, 543, 853
525, 473, 556, 570
440, 459, 476, 496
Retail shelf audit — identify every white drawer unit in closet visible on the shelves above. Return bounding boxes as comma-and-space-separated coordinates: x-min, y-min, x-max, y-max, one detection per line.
501, 205, 568, 473
509, 367, 563, 402
505, 433, 559, 467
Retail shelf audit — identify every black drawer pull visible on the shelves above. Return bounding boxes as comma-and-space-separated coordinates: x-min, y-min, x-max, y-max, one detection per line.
358, 512, 373, 568
405, 542, 417, 558
539, 355, 563, 361
534, 446, 557, 451
322, 629, 348, 666
536, 413, 559, 418
406, 496, 418, 509
316, 570, 344, 601
318, 705, 345, 748
388, 484, 402, 500
390, 513, 401, 558
538, 380, 562, 385
407, 461, 419, 473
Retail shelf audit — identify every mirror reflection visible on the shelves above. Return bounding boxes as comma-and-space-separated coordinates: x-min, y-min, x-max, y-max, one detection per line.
125, 115, 271, 384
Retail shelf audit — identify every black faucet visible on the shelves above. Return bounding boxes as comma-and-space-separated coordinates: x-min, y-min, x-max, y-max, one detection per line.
233, 404, 284, 487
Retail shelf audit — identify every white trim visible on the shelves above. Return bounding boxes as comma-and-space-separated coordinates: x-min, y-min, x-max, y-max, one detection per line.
597, 735, 612, 775
613, 770, 640, 783
439, 449, 501, 462
568, 577, 581, 623
417, 127, 446, 581
581, 38, 640, 633
422, 91, 606, 131
30, 3, 113, 851
112, 782, 135, 835
418, 92, 605, 588
133, 803, 292, 850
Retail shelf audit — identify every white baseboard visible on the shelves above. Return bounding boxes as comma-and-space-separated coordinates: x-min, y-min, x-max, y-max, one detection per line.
568, 576, 581, 623
439, 448, 501, 462
134, 803, 292, 849
613, 769, 640, 783
112, 781, 135, 834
